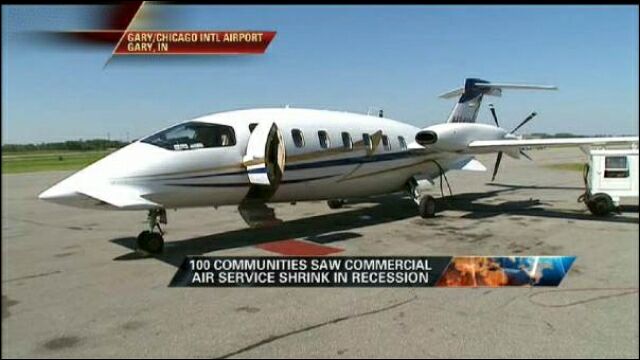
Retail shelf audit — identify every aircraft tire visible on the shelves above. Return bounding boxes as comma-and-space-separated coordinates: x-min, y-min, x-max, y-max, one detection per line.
419, 195, 437, 218
327, 199, 344, 209
586, 193, 614, 217
137, 230, 164, 253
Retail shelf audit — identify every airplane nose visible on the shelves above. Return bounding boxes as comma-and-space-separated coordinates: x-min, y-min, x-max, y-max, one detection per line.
37, 142, 162, 209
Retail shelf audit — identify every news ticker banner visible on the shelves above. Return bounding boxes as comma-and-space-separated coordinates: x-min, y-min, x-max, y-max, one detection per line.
169, 256, 576, 288
41, 2, 278, 62
114, 31, 277, 55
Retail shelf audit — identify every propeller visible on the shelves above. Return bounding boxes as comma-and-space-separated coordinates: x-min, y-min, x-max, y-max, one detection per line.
491, 151, 503, 182
489, 104, 504, 181
489, 104, 499, 127
519, 150, 533, 161
511, 111, 537, 133
489, 106, 537, 181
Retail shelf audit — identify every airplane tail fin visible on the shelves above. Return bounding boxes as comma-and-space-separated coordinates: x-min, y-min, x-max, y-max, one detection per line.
440, 78, 557, 124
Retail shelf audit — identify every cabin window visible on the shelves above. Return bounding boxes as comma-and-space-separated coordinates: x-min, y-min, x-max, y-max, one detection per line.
141, 122, 236, 150
362, 133, 372, 150
291, 129, 305, 148
604, 156, 629, 178
398, 136, 407, 150
318, 130, 331, 149
382, 135, 391, 151
342, 132, 353, 150
248, 123, 258, 132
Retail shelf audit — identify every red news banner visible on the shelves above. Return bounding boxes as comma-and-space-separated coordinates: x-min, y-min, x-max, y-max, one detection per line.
114, 31, 276, 55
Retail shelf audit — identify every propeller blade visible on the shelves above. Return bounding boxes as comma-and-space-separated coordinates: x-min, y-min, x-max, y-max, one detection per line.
519, 150, 533, 161
491, 151, 503, 181
511, 111, 537, 133
489, 104, 499, 127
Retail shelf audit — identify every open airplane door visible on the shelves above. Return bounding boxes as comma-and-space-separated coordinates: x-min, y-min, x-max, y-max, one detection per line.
240, 121, 286, 228
243, 121, 286, 189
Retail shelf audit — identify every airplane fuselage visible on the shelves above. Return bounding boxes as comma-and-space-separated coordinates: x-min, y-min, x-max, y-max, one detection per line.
39, 108, 467, 210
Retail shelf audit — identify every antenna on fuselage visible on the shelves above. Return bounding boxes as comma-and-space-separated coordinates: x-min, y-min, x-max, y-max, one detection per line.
367, 106, 384, 117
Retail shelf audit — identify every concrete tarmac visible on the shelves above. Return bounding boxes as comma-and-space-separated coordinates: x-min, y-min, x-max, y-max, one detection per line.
2, 148, 638, 358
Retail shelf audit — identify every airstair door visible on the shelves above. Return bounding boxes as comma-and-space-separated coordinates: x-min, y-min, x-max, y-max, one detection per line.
243, 121, 286, 187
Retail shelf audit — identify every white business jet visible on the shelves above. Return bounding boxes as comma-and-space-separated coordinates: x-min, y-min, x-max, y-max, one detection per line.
39, 78, 639, 253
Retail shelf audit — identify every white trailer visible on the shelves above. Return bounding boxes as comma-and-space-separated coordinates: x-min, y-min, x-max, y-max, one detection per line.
580, 146, 639, 216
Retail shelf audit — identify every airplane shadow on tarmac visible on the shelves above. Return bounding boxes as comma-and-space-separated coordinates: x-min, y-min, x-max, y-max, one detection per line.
111, 184, 638, 268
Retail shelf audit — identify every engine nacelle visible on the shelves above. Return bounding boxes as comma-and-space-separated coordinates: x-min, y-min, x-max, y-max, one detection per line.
415, 123, 509, 152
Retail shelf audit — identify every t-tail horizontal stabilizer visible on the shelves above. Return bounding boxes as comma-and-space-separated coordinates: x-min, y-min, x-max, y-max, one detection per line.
440, 78, 557, 124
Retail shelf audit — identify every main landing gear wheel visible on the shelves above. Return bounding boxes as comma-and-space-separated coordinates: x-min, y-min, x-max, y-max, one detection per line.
327, 199, 345, 209
419, 195, 437, 218
137, 230, 164, 253
137, 208, 167, 254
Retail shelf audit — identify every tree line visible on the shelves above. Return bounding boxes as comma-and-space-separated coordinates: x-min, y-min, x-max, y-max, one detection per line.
2, 139, 130, 152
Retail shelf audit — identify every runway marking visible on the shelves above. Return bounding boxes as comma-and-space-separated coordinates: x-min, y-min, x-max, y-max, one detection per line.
255, 239, 343, 256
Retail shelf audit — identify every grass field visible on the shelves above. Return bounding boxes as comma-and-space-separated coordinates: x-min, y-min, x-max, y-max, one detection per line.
2, 150, 112, 174
544, 162, 586, 172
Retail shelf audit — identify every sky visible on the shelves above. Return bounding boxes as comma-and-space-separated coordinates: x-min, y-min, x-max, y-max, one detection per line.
2, 5, 638, 144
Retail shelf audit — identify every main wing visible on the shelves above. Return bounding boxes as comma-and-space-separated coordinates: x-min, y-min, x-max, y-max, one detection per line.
468, 136, 638, 153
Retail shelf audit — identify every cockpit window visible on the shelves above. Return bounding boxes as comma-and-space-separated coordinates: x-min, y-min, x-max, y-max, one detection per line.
142, 122, 236, 150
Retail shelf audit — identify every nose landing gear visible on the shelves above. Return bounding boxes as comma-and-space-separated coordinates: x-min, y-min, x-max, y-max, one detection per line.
137, 208, 166, 254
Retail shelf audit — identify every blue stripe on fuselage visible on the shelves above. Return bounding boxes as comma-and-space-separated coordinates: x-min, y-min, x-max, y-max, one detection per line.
286, 150, 419, 170
155, 150, 422, 181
